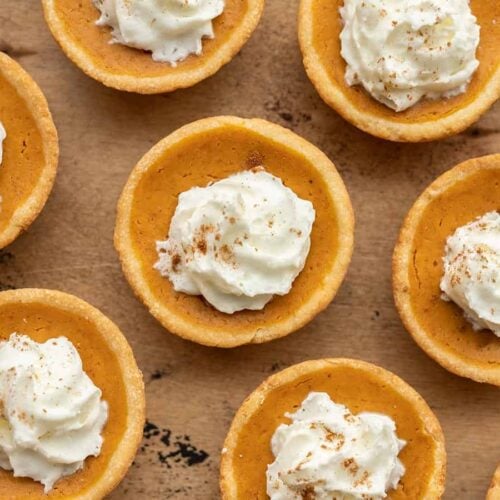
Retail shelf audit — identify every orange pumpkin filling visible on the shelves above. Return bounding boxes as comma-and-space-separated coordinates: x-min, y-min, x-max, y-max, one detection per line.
52, 0, 250, 77
0, 73, 45, 235
0, 302, 128, 498
230, 365, 439, 499
127, 124, 340, 334
409, 168, 500, 368
310, 0, 499, 122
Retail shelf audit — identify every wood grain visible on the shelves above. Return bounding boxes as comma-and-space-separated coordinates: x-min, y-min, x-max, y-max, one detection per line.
0, 1, 498, 498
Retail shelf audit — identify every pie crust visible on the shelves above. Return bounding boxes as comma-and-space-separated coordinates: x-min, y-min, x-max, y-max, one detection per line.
393, 154, 500, 385
0, 288, 145, 499
115, 116, 354, 347
41, 0, 265, 93
220, 358, 446, 499
298, 0, 500, 142
487, 465, 500, 500
0, 53, 58, 249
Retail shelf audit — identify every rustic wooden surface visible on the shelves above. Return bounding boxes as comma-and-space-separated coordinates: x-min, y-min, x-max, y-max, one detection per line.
1, 2, 499, 499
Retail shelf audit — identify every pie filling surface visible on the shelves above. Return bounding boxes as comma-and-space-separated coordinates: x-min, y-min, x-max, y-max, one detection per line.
309, 0, 498, 122
409, 167, 500, 366
229, 365, 439, 499
0, 302, 128, 498
0, 73, 46, 235
52, 0, 250, 77
128, 124, 341, 332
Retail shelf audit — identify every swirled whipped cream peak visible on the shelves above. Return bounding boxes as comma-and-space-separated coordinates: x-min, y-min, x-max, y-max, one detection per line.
0, 334, 108, 492
340, 0, 480, 111
0, 121, 6, 165
440, 211, 500, 337
267, 392, 406, 500
155, 168, 316, 314
93, 0, 225, 65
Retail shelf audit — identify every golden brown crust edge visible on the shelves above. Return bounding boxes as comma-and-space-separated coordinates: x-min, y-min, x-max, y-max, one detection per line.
0, 53, 59, 250
0, 288, 146, 500
41, 0, 265, 94
297, 0, 500, 143
219, 358, 447, 499
392, 154, 500, 386
487, 465, 500, 500
114, 116, 354, 348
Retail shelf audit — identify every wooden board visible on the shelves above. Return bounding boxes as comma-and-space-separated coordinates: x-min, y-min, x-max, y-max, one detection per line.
1, 2, 499, 498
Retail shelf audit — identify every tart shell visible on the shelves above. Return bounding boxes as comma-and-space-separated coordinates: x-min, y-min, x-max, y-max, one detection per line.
115, 116, 354, 347
41, 0, 265, 93
393, 154, 500, 385
0, 288, 145, 499
220, 358, 446, 499
298, 0, 500, 142
487, 465, 500, 500
0, 53, 58, 249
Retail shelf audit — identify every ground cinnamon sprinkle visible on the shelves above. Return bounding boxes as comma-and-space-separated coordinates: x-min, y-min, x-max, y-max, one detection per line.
301, 486, 315, 500
343, 412, 355, 423
193, 224, 216, 255
196, 223, 213, 234
196, 240, 207, 254
219, 244, 235, 264
322, 425, 345, 450
342, 457, 360, 476
246, 151, 264, 169
171, 254, 181, 272
354, 470, 371, 488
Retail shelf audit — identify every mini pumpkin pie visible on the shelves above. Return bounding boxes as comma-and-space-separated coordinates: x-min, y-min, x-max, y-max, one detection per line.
0, 288, 145, 498
487, 465, 500, 500
220, 358, 446, 499
0, 52, 58, 249
298, 0, 500, 142
41, 0, 265, 93
115, 116, 354, 347
393, 154, 500, 385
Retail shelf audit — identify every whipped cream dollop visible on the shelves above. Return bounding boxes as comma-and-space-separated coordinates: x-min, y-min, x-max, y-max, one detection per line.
155, 169, 315, 314
340, 0, 480, 111
0, 334, 108, 492
93, 0, 225, 65
267, 392, 406, 500
0, 121, 5, 165
440, 211, 500, 337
